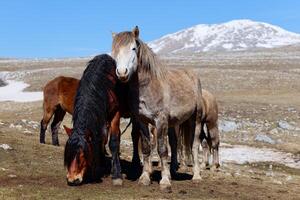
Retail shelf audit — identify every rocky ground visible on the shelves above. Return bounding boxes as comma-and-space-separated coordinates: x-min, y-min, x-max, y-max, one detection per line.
0, 49, 300, 199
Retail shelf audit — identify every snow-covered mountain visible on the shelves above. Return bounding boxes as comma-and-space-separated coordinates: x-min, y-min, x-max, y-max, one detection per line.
148, 19, 300, 54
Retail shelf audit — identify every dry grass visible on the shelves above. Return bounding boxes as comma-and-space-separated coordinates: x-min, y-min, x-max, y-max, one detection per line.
0, 49, 300, 199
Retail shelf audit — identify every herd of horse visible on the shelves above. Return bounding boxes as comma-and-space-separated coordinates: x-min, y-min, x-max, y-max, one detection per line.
39, 27, 220, 190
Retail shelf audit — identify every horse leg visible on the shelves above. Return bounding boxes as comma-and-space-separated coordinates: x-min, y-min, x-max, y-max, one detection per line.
109, 112, 123, 186
207, 123, 220, 171
138, 122, 152, 186
200, 123, 210, 169
40, 105, 55, 144
179, 119, 194, 171
149, 125, 158, 167
156, 116, 171, 190
192, 115, 202, 181
180, 140, 189, 171
168, 127, 178, 177
50, 106, 66, 146
176, 126, 186, 170
131, 118, 141, 167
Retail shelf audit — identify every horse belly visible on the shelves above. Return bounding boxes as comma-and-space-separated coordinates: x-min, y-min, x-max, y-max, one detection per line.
167, 85, 198, 126
169, 104, 195, 127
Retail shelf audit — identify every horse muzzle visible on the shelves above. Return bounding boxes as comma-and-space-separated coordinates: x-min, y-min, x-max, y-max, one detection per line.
119, 76, 129, 82
67, 177, 83, 186
116, 68, 129, 82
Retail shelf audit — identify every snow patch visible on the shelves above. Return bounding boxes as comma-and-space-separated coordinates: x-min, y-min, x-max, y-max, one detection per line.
255, 134, 276, 144
222, 43, 233, 49
0, 80, 42, 102
278, 120, 300, 131
221, 144, 300, 169
0, 144, 12, 150
219, 120, 239, 132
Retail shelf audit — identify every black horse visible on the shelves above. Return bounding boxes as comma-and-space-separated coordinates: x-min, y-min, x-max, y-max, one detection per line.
64, 54, 126, 186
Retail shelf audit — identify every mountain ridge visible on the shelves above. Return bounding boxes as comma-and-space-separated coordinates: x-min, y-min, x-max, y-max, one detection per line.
148, 19, 300, 54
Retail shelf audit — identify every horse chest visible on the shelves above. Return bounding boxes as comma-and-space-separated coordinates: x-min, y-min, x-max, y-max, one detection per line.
137, 97, 158, 122
128, 80, 163, 123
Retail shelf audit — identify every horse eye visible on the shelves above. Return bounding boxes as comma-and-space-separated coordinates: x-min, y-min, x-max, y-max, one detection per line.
132, 47, 136, 51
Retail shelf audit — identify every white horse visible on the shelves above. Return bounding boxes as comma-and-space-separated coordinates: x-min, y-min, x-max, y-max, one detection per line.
112, 26, 204, 190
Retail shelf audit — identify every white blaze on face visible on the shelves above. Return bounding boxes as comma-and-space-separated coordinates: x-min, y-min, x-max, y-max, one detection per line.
114, 42, 138, 82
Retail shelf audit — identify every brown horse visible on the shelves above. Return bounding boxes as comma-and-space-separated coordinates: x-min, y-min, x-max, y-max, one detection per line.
40, 75, 148, 173
112, 27, 204, 190
200, 89, 220, 170
40, 76, 79, 145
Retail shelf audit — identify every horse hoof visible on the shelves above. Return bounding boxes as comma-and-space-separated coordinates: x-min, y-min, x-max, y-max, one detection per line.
192, 174, 202, 183
200, 163, 209, 170
112, 178, 123, 186
138, 172, 151, 186
159, 177, 171, 192
132, 158, 141, 167
180, 165, 188, 172
211, 165, 220, 172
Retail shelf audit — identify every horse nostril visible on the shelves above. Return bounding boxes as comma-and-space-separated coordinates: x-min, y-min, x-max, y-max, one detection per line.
67, 178, 82, 186
74, 178, 81, 185
125, 68, 128, 75
116, 68, 120, 76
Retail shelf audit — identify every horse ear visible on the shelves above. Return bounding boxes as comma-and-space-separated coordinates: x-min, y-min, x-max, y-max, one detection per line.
132, 26, 139, 38
63, 125, 72, 137
111, 31, 116, 38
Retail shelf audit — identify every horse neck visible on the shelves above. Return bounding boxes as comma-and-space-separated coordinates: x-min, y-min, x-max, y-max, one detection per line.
128, 66, 165, 102
136, 62, 165, 87
127, 65, 166, 122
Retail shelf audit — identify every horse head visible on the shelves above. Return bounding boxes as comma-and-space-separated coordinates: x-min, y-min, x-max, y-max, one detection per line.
111, 26, 140, 82
64, 128, 93, 186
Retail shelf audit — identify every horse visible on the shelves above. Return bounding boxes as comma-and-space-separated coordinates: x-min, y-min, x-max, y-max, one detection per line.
40, 75, 149, 170
178, 89, 220, 171
111, 26, 204, 190
131, 90, 220, 173
40, 76, 79, 146
200, 89, 220, 170
64, 54, 126, 186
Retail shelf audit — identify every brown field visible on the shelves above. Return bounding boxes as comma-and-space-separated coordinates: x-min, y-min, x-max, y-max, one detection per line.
0, 48, 300, 199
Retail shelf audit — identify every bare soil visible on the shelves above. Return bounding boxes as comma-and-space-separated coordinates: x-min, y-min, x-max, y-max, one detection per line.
0, 49, 300, 199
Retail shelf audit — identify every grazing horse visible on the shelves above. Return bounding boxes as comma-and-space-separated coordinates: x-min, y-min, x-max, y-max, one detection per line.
64, 54, 125, 186
39, 75, 148, 170
40, 76, 79, 145
200, 89, 220, 170
112, 26, 204, 190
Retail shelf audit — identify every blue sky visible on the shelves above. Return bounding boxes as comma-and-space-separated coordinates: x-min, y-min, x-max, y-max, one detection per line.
1, 0, 300, 58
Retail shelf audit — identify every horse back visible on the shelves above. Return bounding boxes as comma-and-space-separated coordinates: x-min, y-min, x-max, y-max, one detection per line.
43, 76, 79, 114
202, 89, 218, 125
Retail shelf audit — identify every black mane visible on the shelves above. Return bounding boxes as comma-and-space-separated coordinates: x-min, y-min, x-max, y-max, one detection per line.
64, 54, 117, 167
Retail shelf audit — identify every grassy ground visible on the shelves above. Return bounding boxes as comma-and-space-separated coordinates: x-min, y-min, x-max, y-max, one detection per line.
0, 49, 300, 199
1, 127, 300, 200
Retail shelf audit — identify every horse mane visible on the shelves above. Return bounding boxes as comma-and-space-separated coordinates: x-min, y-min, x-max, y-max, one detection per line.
136, 39, 166, 79
64, 54, 116, 167
112, 31, 166, 80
